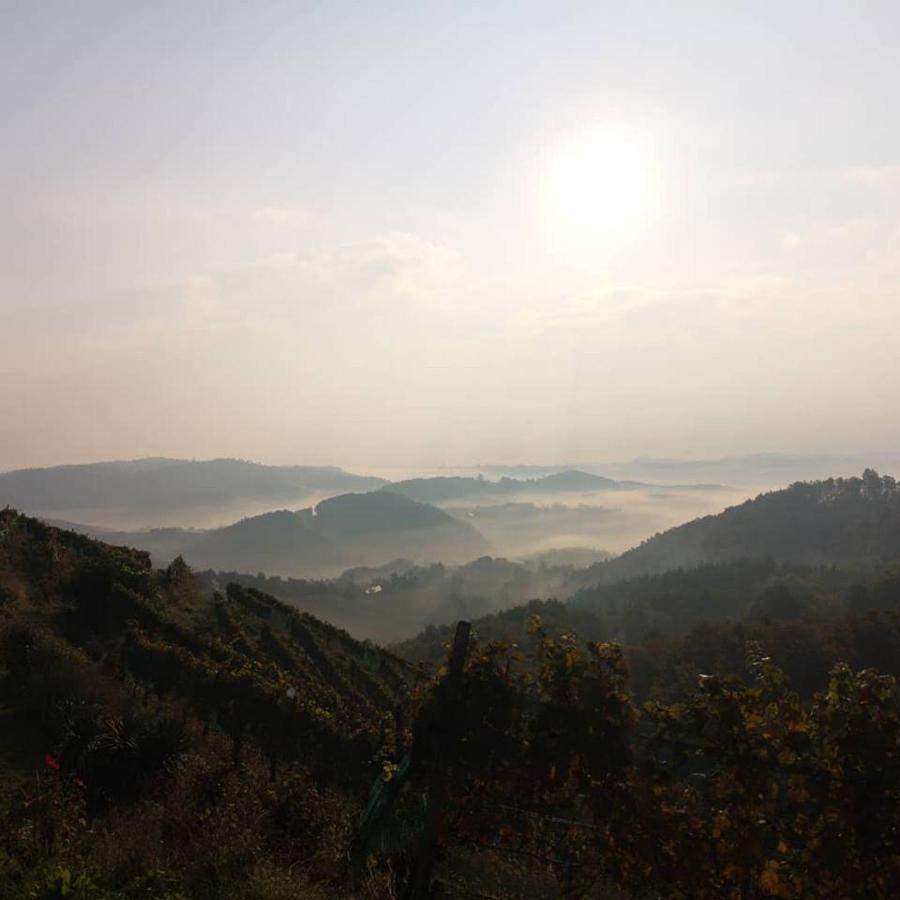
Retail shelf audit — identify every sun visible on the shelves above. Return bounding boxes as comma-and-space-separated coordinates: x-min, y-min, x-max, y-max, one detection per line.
541, 126, 658, 248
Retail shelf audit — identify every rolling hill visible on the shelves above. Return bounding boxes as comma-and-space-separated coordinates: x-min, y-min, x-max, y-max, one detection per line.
212, 551, 605, 644
380, 469, 623, 504
61, 491, 490, 578
0, 508, 418, 785
576, 470, 900, 585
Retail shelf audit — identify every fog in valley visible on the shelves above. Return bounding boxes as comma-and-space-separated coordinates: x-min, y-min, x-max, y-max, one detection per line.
46, 478, 745, 564
0, 453, 871, 643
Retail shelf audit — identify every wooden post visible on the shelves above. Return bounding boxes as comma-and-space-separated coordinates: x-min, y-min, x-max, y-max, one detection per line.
406, 620, 471, 899
447, 620, 471, 680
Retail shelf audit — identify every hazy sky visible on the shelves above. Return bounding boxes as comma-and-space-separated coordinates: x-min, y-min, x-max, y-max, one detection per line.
3, 2, 899, 472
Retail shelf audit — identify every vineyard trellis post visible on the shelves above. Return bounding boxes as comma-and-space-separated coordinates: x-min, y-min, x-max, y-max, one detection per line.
406, 619, 471, 899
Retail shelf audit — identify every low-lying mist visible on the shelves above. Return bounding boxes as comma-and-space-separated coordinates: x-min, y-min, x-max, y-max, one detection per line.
438, 484, 746, 559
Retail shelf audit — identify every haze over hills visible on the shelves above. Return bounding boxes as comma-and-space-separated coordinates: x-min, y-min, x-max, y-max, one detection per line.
7, 471, 899, 655
1, 457, 725, 523
381, 470, 739, 559
2, 457, 743, 561
10, 461, 900, 639
24, 464, 899, 620
56, 490, 490, 579
381, 469, 624, 503
209, 552, 596, 644
0, 458, 386, 528
477, 453, 900, 488
597, 453, 899, 487
563, 470, 900, 586
92, 469, 900, 645
395, 473, 900, 678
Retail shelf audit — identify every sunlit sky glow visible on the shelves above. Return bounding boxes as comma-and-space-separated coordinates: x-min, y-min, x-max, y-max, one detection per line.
541, 125, 660, 249
2, 2, 899, 471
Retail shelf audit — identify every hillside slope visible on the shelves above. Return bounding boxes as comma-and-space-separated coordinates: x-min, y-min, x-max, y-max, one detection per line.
578, 470, 900, 584
0, 508, 424, 896
0, 508, 416, 774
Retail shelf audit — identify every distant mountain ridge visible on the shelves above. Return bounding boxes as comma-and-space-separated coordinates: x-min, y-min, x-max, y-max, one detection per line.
0, 457, 386, 516
477, 453, 894, 486
381, 469, 623, 503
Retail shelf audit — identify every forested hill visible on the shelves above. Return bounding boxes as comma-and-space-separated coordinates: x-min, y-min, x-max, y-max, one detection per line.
0, 508, 423, 894
381, 468, 623, 503
579, 470, 900, 584
0, 510, 415, 784
394, 559, 900, 741
58, 491, 491, 578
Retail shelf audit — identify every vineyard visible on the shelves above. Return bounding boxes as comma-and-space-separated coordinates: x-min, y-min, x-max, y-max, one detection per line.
0, 509, 898, 897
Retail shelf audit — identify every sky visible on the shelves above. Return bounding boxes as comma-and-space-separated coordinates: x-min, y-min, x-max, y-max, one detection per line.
2, 1, 899, 472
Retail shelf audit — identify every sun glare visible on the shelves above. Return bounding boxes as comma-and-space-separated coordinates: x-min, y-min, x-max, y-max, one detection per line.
541, 126, 658, 249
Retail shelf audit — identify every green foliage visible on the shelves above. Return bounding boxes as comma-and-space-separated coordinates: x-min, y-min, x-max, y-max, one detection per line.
28, 867, 100, 900
391, 631, 900, 898
0, 510, 413, 898
626, 607, 900, 702
3, 507, 900, 897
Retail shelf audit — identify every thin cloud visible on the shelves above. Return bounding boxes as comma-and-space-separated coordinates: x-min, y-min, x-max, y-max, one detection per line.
252, 205, 312, 227
841, 166, 900, 189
